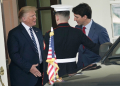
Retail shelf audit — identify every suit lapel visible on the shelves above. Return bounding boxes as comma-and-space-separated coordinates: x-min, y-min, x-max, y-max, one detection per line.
88, 21, 96, 39
82, 21, 96, 53
78, 21, 96, 53
33, 27, 43, 58
20, 24, 37, 53
33, 27, 42, 49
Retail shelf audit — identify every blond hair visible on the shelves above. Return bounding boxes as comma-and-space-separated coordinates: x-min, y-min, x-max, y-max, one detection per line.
18, 6, 37, 22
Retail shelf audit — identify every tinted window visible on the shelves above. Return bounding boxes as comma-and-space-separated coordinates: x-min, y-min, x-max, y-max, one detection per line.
104, 42, 120, 64
111, 42, 120, 56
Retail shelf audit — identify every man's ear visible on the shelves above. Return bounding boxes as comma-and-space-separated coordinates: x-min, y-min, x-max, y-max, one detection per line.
56, 15, 59, 21
83, 15, 87, 19
22, 17, 26, 22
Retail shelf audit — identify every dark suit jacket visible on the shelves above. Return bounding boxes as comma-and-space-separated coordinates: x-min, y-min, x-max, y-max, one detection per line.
76, 20, 110, 69
43, 23, 100, 85
7, 24, 43, 86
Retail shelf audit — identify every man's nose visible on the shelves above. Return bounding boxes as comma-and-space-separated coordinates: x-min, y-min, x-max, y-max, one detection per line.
34, 15, 37, 19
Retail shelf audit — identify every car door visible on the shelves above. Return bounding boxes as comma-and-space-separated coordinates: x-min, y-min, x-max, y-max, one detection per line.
102, 36, 120, 65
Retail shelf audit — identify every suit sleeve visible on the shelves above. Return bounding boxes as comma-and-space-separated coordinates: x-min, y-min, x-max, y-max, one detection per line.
7, 31, 32, 73
99, 28, 110, 44
80, 31, 100, 55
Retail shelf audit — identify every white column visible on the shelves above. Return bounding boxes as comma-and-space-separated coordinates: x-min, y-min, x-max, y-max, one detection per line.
0, 0, 8, 86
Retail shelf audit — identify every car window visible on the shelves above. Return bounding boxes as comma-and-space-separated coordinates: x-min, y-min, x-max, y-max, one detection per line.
112, 42, 120, 56
104, 42, 120, 64
115, 47, 120, 54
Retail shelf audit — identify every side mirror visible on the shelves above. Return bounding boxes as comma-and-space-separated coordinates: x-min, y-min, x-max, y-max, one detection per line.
99, 42, 112, 57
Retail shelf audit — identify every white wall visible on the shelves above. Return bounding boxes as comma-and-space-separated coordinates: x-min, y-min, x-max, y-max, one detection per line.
61, 0, 113, 42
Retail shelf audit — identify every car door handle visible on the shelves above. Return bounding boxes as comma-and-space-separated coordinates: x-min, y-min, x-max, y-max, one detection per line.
0, 66, 5, 86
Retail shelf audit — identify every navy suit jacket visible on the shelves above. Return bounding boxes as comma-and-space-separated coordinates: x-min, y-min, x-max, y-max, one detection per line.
76, 20, 110, 69
7, 24, 43, 86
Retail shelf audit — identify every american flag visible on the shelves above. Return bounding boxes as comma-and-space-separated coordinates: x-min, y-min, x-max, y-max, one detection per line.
46, 27, 59, 84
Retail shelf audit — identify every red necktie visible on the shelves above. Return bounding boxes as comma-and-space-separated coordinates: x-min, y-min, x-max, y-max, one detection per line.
82, 27, 86, 49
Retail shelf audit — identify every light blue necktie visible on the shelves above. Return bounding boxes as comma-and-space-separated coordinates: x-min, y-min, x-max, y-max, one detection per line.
29, 28, 39, 55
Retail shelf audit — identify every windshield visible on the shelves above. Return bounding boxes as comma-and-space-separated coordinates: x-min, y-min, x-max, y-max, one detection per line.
112, 43, 120, 56
110, 42, 120, 57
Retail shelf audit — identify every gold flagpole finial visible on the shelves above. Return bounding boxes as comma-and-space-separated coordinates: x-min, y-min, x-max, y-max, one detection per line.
50, 27, 54, 37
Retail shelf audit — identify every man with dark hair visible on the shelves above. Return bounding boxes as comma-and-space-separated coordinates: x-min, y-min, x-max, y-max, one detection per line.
72, 3, 110, 69
43, 4, 100, 85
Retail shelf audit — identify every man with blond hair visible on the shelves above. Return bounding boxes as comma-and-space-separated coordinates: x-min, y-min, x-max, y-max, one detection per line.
7, 6, 43, 86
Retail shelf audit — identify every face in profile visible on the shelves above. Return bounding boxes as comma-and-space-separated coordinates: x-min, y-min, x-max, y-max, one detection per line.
74, 14, 86, 26
22, 10, 36, 27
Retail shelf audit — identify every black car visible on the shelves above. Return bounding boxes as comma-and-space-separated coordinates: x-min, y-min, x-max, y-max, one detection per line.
45, 37, 120, 86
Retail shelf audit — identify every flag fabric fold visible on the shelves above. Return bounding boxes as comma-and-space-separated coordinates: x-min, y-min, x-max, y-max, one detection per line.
46, 27, 59, 84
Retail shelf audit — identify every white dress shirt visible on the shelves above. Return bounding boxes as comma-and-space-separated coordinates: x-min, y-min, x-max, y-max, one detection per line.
82, 19, 93, 36
22, 22, 42, 63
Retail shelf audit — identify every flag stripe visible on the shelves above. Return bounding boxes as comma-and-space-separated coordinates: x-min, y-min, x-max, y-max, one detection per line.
46, 30, 59, 85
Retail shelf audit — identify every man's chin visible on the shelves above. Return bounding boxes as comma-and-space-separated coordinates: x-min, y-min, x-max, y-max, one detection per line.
33, 23, 36, 26
77, 23, 80, 25
77, 23, 82, 26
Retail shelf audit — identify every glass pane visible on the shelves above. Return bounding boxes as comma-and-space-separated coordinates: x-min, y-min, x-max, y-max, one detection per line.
107, 42, 120, 59
26, 0, 37, 6
39, 0, 50, 7
105, 41, 120, 64
111, 42, 120, 56
111, 4, 120, 37
40, 10, 52, 35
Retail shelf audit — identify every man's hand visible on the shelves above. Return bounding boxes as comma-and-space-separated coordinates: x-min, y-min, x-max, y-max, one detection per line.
30, 64, 41, 77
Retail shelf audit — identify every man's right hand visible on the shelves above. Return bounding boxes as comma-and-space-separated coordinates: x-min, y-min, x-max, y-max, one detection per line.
30, 64, 41, 77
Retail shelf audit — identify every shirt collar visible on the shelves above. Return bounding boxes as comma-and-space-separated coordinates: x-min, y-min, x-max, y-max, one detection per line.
82, 19, 92, 30
57, 22, 70, 27
21, 22, 32, 31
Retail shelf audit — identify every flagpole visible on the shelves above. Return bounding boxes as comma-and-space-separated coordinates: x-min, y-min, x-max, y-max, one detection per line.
53, 60, 56, 81
51, 27, 56, 81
